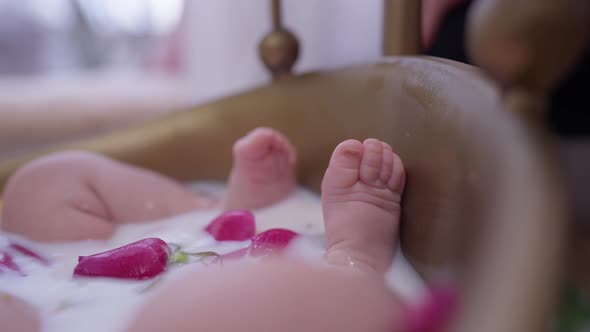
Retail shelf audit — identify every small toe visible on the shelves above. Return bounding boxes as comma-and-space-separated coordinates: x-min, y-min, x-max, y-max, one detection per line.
359, 139, 384, 185
329, 140, 363, 169
387, 153, 406, 193
379, 142, 394, 185
322, 140, 363, 190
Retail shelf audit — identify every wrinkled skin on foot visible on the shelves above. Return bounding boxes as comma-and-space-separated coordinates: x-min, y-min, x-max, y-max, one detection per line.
322, 139, 405, 274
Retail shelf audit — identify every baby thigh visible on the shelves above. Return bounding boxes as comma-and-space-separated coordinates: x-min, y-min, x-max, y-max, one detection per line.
127, 260, 403, 332
1, 152, 118, 241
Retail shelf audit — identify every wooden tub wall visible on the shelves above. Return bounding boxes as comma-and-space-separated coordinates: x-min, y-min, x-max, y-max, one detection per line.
0, 58, 565, 331
0, 57, 505, 276
0, 0, 588, 331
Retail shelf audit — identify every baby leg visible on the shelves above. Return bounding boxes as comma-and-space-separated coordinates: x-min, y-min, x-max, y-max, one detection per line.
1, 152, 211, 241
0, 292, 40, 332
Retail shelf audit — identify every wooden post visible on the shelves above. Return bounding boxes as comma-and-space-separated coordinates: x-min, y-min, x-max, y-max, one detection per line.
259, 0, 300, 81
383, 0, 422, 55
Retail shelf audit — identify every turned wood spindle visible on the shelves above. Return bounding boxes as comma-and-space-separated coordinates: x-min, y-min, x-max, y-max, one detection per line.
259, 0, 300, 81
467, 0, 590, 121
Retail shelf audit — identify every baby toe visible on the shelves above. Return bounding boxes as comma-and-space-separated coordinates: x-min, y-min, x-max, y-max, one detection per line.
387, 153, 406, 194
359, 139, 384, 185
322, 139, 363, 190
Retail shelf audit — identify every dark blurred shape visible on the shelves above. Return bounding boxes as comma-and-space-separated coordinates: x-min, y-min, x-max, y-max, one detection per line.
549, 47, 590, 137
424, 0, 590, 137
424, 2, 470, 64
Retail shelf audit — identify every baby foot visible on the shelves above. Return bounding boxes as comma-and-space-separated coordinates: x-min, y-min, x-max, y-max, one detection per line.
322, 139, 405, 274
225, 128, 297, 210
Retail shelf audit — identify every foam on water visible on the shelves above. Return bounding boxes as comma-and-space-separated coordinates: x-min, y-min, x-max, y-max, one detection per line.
0, 182, 425, 332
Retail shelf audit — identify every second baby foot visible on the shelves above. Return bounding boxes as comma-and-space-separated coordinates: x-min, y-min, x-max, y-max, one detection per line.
225, 127, 297, 210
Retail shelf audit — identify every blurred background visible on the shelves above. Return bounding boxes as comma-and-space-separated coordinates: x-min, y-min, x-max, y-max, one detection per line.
0, 0, 587, 161
0, 0, 385, 160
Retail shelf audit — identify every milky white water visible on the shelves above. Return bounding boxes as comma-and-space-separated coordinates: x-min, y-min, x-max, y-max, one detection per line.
0, 182, 425, 332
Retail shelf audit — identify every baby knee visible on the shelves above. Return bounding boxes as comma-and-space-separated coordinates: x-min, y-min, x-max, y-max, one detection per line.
3, 151, 106, 193
1, 151, 115, 240
2, 152, 95, 211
